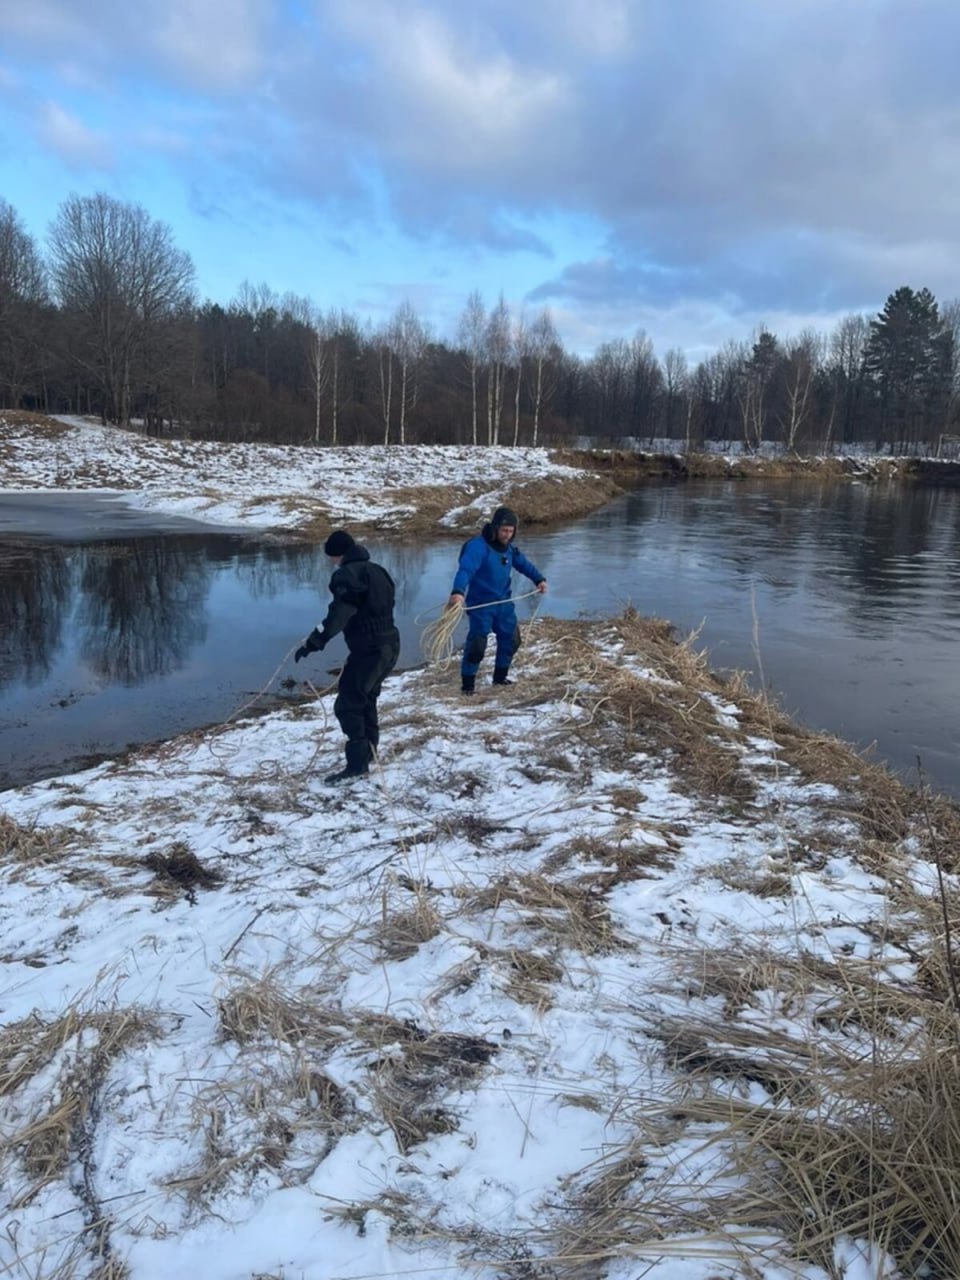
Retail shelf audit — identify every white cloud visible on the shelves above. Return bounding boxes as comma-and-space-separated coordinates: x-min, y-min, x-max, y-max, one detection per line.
153, 0, 269, 90
324, 1, 569, 168
37, 101, 112, 169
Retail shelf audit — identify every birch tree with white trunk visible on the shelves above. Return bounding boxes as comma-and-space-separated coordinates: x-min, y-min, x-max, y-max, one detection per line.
526, 308, 558, 447
457, 289, 486, 446
389, 299, 429, 446
485, 293, 511, 445
511, 310, 527, 446
778, 332, 818, 453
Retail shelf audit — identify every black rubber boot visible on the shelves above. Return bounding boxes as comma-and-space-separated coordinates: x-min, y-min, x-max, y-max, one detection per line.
324, 738, 371, 784
492, 666, 513, 686
461, 673, 476, 695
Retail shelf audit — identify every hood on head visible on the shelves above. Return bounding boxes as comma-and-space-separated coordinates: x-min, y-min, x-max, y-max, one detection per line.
490, 506, 519, 536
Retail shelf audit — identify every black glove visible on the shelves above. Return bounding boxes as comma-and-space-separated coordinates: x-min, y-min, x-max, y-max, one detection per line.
294, 628, 326, 663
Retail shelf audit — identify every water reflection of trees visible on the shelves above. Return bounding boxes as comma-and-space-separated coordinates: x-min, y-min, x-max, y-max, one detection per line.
232, 541, 324, 598
0, 542, 71, 689
76, 538, 211, 684
591, 479, 960, 627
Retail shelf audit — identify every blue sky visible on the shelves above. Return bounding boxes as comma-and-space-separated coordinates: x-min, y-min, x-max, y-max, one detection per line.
2, 0, 960, 359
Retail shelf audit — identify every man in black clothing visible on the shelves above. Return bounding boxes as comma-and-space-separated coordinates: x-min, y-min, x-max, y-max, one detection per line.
295, 530, 400, 784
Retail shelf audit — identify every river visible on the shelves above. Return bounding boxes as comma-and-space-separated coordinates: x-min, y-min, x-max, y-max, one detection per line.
1, 479, 957, 795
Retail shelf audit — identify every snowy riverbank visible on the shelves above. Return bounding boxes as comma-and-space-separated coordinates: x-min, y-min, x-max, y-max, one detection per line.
2, 613, 956, 1280
1, 415, 619, 539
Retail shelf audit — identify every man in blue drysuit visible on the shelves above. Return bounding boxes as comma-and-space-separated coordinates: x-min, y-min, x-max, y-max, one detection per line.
447, 506, 548, 695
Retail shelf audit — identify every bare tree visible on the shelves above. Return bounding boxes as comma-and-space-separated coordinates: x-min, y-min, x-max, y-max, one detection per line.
590, 338, 632, 437
662, 347, 689, 446
485, 294, 511, 445
0, 199, 48, 408
628, 330, 663, 443
375, 326, 395, 445
309, 309, 334, 444
511, 310, 527, 446
457, 289, 486, 445
526, 308, 558, 447
48, 193, 194, 426
828, 314, 870, 450
389, 299, 429, 445
778, 331, 818, 452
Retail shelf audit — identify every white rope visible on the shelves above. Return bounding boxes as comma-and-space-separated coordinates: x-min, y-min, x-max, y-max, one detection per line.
420, 588, 543, 668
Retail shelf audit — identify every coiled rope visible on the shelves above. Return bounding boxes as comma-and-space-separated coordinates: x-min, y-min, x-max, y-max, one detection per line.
418, 588, 544, 667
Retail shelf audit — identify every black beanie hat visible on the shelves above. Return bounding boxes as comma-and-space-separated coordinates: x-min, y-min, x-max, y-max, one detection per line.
491, 506, 519, 531
324, 530, 355, 557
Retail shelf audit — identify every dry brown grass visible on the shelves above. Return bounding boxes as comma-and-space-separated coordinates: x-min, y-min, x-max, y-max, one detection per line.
285, 473, 622, 541
375, 890, 443, 960
0, 410, 71, 435
168, 1054, 351, 1201
713, 856, 793, 899
526, 611, 759, 805
535, 929, 960, 1280
143, 840, 224, 901
561, 828, 679, 892
367, 1023, 498, 1154
1, 812, 78, 871
464, 872, 623, 954
732, 670, 960, 883
218, 971, 343, 1047
2, 1005, 157, 1226
549, 447, 904, 485
497, 473, 623, 526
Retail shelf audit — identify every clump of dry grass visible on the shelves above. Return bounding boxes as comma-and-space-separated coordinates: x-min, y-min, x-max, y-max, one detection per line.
2, 1005, 157, 1224
0, 812, 77, 870
731, 673, 960, 869
465, 872, 623, 954
168, 1054, 352, 1201
562, 829, 678, 891
1, 1007, 85, 1099
366, 1021, 498, 1155
498, 473, 623, 526
716, 1011, 960, 1279
144, 840, 224, 901
218, 972, 343, 1047
376, 892, 443, 960
714, 856, 792, 899
538, 930, 960, 1280
462, 941, 565, 1010
527, 612, 759, 805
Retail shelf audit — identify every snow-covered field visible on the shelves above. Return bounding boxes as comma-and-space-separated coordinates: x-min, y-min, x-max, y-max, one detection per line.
0, 416, 592, 535
1, 612, 945, 1280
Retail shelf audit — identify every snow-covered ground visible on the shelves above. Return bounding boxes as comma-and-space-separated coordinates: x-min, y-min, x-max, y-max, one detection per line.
1, 414, 954, 1278
1, 611, 940, 1280
0, 416, 593, 535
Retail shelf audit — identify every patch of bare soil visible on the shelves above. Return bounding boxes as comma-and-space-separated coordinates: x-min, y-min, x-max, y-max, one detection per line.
0, 412, 71, 436
551, 447, 906, 485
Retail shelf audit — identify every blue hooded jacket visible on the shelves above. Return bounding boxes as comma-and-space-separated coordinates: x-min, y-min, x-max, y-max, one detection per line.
452, 507, 545, 607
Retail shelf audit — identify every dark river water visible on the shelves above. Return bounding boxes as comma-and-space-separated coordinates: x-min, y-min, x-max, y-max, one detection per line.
1, 480, 958, 795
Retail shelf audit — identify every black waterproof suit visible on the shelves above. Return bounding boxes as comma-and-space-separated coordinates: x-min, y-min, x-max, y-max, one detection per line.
305, 544, 400, 773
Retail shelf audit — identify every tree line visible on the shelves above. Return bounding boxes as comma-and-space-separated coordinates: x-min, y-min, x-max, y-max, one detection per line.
2, 192, 959, 452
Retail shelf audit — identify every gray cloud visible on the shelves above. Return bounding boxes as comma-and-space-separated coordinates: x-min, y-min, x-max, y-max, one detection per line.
4, 0, 960, 343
